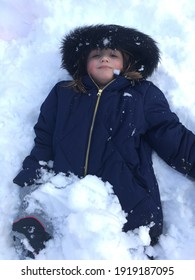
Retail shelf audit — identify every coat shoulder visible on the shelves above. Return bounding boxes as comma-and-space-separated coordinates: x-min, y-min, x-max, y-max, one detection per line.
132, 80, 165, 100
133, 80, 155, 92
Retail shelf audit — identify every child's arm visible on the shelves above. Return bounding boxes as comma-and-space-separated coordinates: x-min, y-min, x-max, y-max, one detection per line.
144, 84, 195, 179
13, 83, 60, 187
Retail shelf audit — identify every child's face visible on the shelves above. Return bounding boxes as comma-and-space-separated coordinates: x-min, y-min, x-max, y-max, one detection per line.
87, 48, 123, 87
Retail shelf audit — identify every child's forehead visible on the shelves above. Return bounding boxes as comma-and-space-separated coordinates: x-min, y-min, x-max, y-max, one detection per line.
89, 48, 120, 53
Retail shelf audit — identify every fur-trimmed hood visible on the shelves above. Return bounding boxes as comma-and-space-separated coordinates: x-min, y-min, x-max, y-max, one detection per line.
60, 24, 160, 79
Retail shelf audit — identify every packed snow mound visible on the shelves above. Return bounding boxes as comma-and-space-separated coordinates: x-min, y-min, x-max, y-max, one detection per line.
21, 171, 152, 260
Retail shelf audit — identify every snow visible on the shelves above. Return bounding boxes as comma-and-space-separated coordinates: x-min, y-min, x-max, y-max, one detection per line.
1, 0, 195, 260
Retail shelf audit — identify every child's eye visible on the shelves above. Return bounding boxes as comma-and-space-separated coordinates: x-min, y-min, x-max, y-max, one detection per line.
90, 54, 100, 58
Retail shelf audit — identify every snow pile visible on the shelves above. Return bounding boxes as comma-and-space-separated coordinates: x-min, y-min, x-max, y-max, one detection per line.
22, 171, 151, 260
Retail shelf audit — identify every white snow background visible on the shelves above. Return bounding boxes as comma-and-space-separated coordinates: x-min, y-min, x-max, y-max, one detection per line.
1, 0, 195, 260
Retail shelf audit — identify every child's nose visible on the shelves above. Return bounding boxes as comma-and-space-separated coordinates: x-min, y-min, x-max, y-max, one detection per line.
101, 56, 109, 62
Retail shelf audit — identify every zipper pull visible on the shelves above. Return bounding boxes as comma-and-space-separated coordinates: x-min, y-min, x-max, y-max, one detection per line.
97, 89, 103, 96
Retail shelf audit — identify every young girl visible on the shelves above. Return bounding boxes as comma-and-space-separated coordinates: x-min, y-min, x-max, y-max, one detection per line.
12, 24, 195, 258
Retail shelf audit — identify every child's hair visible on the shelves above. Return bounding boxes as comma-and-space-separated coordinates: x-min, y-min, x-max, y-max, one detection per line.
121, 50, 143, 79
60, 24, 160, 91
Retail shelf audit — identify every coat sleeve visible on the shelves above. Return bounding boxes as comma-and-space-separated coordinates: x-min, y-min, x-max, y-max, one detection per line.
13, 83, 60, 187
144, 83, 195, 179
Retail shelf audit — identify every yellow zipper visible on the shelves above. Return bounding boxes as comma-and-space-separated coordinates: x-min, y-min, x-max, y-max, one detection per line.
84, 79, 115, 176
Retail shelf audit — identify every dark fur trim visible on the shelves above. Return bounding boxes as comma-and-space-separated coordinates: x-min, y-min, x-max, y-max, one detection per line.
60, 24, 160, 79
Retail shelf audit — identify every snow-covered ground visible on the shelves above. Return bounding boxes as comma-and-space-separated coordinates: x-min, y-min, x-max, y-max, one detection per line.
1, 0, 195, 260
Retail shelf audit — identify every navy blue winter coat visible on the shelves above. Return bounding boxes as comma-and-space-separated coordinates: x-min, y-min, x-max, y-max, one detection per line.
13, 75, 195, 242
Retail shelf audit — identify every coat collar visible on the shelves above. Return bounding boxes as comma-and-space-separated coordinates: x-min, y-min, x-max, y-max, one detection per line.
82, 74, 134, 92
